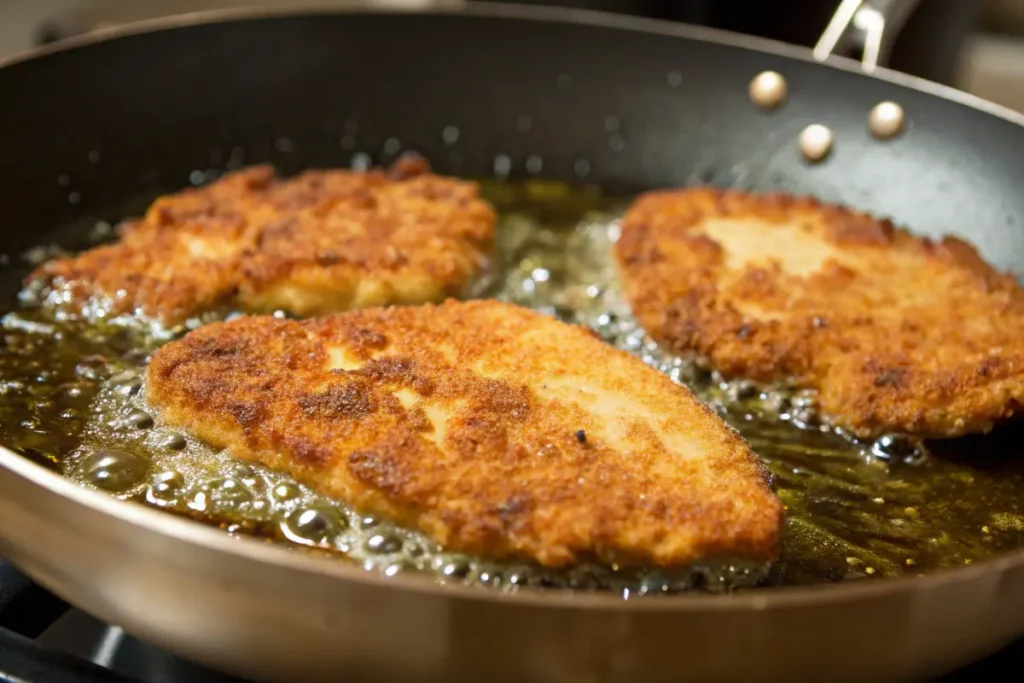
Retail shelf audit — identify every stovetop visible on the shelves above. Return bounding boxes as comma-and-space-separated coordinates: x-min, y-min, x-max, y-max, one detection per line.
0, 559, 233, 683
10, 613, 243, 682
0, 561, 1021, 682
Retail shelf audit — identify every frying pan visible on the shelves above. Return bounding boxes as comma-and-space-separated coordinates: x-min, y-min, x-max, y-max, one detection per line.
1, 2, 1024, 681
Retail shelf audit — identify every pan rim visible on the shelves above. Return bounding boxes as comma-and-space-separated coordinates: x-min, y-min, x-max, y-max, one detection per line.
2, 0, 1024, 613
3, 441, 1023, 612
2, 0, 1023, 130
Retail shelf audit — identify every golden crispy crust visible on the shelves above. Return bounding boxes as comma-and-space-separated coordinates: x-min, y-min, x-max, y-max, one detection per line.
31, 156, 495, 324
146, 300, 782, 568
615, 187, 1024, 439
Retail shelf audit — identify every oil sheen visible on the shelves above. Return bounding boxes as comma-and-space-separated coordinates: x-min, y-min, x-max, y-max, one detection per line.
1, 180, 1023, 595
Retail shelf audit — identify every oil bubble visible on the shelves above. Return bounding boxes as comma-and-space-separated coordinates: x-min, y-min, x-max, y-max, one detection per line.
383, 560, 416, 577
121, 349, 150, 365
438, 557, 472, 579
79, 449, 149, 492
366, 531, 403, 554
206, 477, 253, 506
282, 505, 347, 545
158, 432, 187, 450
74, 356, 109, 381
504, 567, 532, 587
871, 434, 923, 463
55, 382, 90, 401
226, 462, 256, 480
271, 482, 301, 502
147, 470, 185, 503
116, 380, 143, 398
124, 409, 154, 429
0, 380, 25, 397
725, 380, 758, 402
32, 399, 55, 413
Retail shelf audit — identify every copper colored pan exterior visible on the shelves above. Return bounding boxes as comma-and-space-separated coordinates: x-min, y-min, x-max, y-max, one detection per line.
2, 4, 1024, 682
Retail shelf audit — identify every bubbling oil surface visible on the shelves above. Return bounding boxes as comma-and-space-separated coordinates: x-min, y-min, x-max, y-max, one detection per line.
2, 181, 1024, 595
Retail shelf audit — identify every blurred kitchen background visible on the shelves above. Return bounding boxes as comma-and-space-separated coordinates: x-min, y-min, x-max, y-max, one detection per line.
2, 0, 1023, 111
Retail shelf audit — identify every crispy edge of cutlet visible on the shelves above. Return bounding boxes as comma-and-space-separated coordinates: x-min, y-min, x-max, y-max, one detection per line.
614, 187, 1024, 438
145, 299, 783, 568
26, 155, 497, 326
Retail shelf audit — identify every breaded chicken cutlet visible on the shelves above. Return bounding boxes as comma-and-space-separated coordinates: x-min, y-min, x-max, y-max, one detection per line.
616, 188, 1024, 439
146, 299, 783, 569
29, 155, 495, 326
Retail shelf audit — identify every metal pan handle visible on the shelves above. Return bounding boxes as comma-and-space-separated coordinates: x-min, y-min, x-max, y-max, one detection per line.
813, 0, 924, 73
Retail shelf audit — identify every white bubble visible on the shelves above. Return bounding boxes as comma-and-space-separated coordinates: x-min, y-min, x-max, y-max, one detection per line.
493, 154, 512, 179
351, 152, 372, 172
442, 126, 460, 145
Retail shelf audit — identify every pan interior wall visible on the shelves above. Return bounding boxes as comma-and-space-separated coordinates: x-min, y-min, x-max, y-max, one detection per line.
1, 10, 1023, 268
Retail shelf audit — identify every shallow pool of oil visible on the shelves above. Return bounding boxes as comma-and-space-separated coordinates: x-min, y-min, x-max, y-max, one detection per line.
1, 180, 1023, 595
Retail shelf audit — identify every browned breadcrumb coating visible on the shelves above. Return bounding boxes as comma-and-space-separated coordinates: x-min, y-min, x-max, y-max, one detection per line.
146, 299, 782, 568
615, 188, 1024, 439
29, 156, 495, 325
